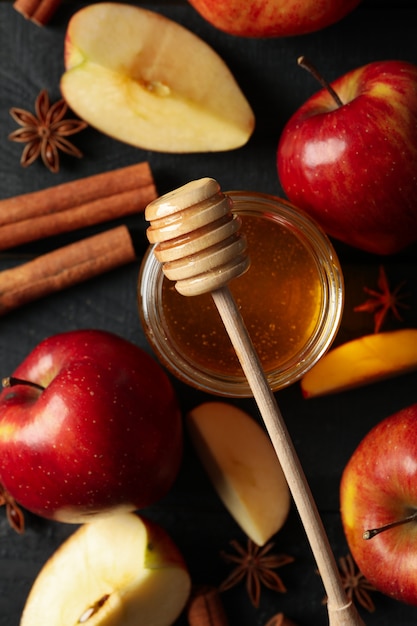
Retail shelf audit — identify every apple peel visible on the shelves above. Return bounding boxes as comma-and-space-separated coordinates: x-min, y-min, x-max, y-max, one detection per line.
277, 60, 417, 255
187, 402, 291, 546
186, 0, 361, 38
20, 513, 191, 626
301, 328, 417, 398
340, 403, 417, 605
0, 329, 183, 526
61, 3, 255, 153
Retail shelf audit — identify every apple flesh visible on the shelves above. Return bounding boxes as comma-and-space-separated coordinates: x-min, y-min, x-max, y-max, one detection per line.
187, 402, 291, 545
277, 60, 417, 255
0, 329, 182, 525
20, 512, 191, 626
340, 403, 417, 605
186, 0, 361, 38
60, 3, 255, 153
300, 329, 417, 398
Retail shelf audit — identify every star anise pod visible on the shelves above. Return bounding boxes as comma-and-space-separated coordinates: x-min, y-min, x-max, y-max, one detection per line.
354, 265, 409, 333
8, 89, 88, 173
321, 553, 376, 613
0, 483, 25, 533
219, 538, 294, 608
264, 613, 298, 626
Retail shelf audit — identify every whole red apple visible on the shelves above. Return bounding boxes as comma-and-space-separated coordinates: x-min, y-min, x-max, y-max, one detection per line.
0, 329, 182, 528
277, 59, 417, 255
340, 403, 417, 605
186, 0, 361, 38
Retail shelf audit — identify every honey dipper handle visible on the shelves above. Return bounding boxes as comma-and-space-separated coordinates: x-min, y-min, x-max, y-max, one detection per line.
211, 286, 365, 626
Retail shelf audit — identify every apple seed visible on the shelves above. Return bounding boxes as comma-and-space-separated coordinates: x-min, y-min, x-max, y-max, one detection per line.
78, 594, 110, 623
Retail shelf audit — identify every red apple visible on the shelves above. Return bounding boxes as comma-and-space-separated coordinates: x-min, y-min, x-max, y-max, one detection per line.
186, 0, 361, 38
277, 59, 417, 255
340, 403, 417, 605
0, 329, 182, 529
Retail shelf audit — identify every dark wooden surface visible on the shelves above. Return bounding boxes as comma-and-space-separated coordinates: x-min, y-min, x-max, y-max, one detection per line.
0, 1, 417, 625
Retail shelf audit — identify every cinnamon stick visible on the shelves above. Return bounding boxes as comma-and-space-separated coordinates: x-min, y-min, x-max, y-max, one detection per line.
0, 225, 136, 314
0, 185, 156, 250
13, 0, 62, 25
0, 161, 155, 226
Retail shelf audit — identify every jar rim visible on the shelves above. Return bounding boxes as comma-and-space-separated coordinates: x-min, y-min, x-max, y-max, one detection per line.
138, 191, 344, 398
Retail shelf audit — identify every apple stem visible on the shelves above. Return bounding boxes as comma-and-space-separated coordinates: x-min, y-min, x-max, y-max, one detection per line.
2, 376, 45, 392
297, 56, 344, 108
363, 511, 417, 540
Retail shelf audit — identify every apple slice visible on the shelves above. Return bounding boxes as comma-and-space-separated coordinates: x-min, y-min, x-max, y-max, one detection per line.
301, 328, 417, 398
60, 3, 255, 153
20, 513, 191, 626
187, 402, 290, 546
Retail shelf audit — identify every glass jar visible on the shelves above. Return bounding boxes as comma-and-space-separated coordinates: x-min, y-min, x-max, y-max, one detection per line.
138, 191, 344, 398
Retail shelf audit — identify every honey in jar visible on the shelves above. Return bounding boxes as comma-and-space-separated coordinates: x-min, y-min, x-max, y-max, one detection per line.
139, 191, 343, 397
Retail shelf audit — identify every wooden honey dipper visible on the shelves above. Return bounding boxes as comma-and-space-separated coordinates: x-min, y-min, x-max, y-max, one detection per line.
145, 178, 365, 626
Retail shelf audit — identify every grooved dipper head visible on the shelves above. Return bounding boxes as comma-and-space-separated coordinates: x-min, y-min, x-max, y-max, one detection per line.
145, 178, 250, 296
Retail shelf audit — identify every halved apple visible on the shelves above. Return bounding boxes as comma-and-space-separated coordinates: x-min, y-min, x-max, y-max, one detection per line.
187, 402, 291, 546
301, 328, 417, 398
60, 3, 255, 153
20, 513, 191, 626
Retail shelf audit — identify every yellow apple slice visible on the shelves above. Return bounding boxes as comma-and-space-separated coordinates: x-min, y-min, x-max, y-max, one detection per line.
187, 402, 291, 546
20, 513, 191, 626
60, 3, 255, 153
301, 328, 417, 398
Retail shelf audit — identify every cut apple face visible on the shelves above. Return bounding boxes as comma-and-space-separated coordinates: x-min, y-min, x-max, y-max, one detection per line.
187, 402, 291, 546
20, 513, 191, 626
301, 329, 417, 398
60, 3, 255, 153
